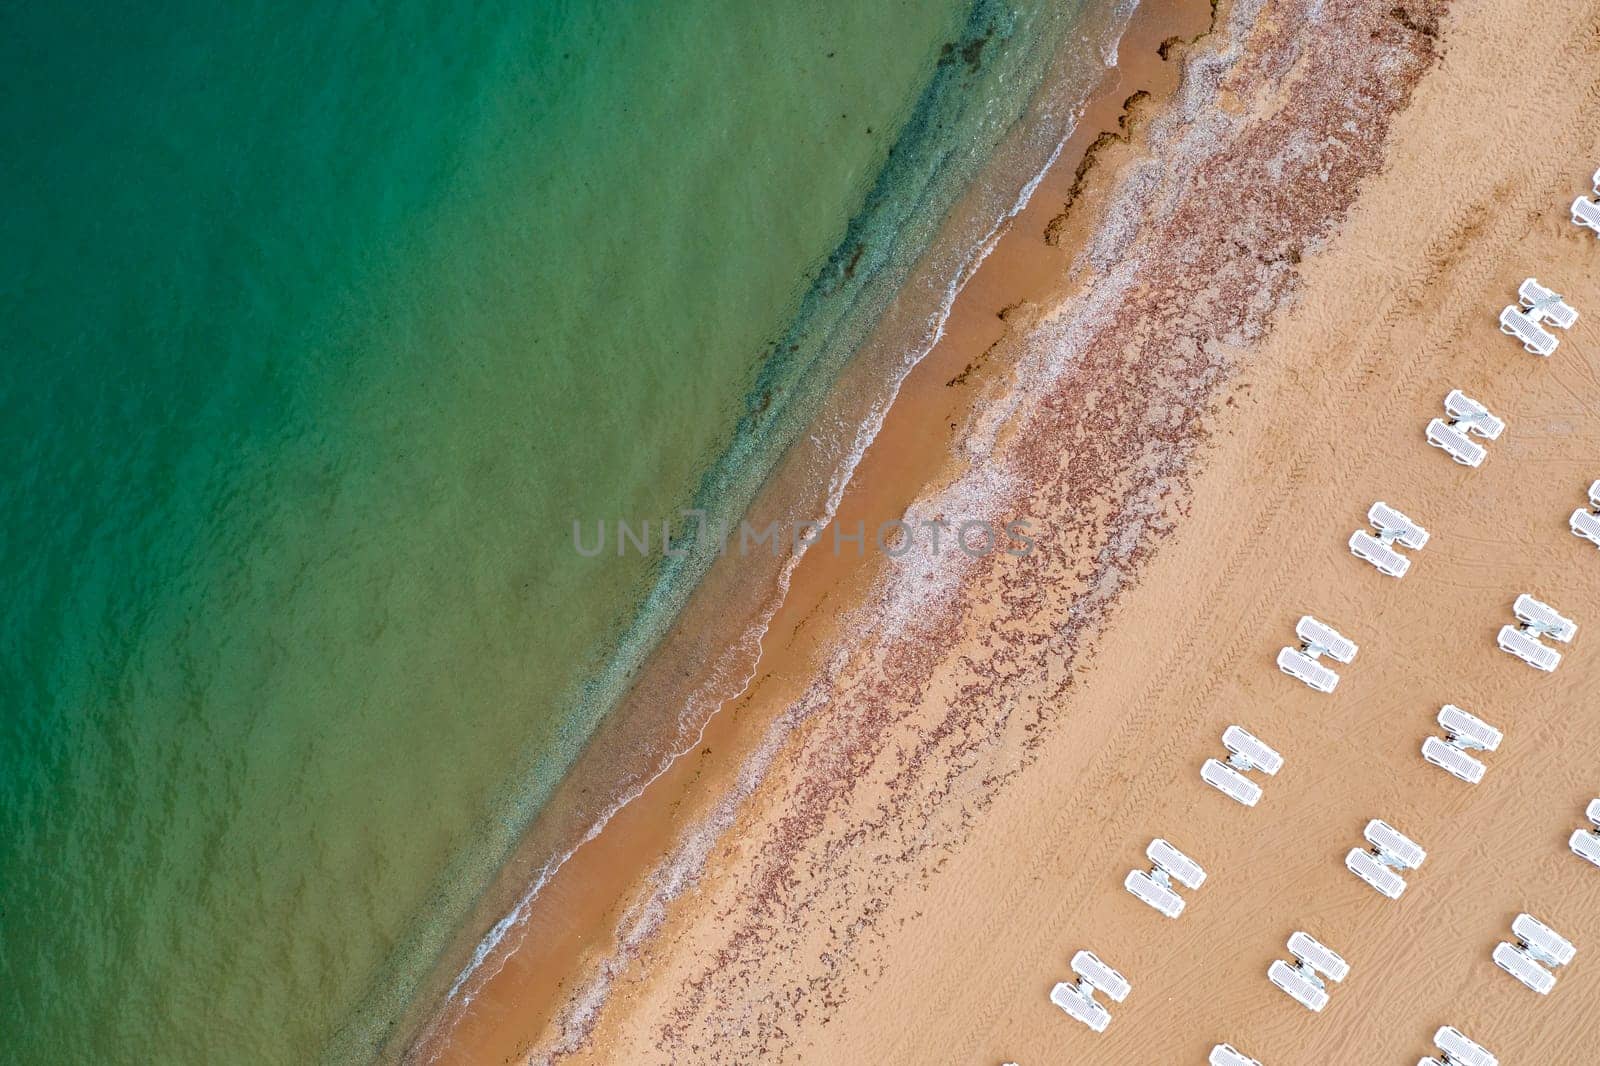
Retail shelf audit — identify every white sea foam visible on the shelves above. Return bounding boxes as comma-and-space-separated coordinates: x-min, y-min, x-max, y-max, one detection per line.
426, 2, 1153, 1055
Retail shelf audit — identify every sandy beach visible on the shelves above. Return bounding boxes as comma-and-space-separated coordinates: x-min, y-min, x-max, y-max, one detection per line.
415, 0, 1600, 1061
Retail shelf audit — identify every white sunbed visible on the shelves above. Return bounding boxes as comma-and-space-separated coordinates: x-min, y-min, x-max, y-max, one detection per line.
1439, 704, 1502, 750
1572, 798, 1600, 869
1499, 305, 1559, 356
1572, 481, 1600, 548
1148, 838, 1206, 889
1268, 959, 1329, 1012
1498, 625, 1561, 672
1513, 593, 1577, 642
1125, 838, 1203, 920
1428, 1025, 1498, 1066
1296, 615, 1357, 662
1444, 389, 1505, 439
1052, 951, 1130, 1032
1073, 950, 1131, 1000
1366, 818, 1427, 868
1427, 419, 1487, 467
1575, 195, 1600, 236
1346, 848, 1407, 899
1571, 827, 1600, 869
1346, 819, 1426, 898
1203, 759, 1262, 806
1278, 647, 1339, 692
1350, 530, 1409, 577
1125, 869, 1184, 918
1211, 1044, 1264, 1066
1050, 980, 1111, 1031
1571, 507, 1600, 548
1494, 942, 1557, 995
1370, 502, 1429, 548
1223, 724, 1284, 774
1422, 705, 1501, 784
1513, 912, 1576, 967
1423, 737, 1486, 784
1288, 931, 1350, 981
1269, 932, 1347, 1012
1519, 278, 1580, 330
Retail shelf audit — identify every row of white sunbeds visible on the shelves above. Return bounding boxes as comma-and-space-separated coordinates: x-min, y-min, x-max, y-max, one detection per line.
1037, 174, 1598, 1066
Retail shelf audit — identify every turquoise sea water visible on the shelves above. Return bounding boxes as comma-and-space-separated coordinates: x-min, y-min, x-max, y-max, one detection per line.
1, 0, 1111, 1061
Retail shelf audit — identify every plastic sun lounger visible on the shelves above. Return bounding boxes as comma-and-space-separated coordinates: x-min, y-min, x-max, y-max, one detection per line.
1125, 838, 1205, 917
1591, 479, 1600, 508
1499, 305, 1558, 356
1571, 826, 1600, 869
1513, 593, 1577, 642
1575, 195, 1600, 236
1498, 625, 1561, 671
1439, 704, 1502, 749
1350, 530, 1409, 577
1444, 390, 1505, 439
1073, 950, 1131, 1001
1211, 1044, 1264, 1066
1494, 942, 1556, 994
1428, 1025, 1498, 1066
1125, 870, 1184, 918
1203, 759, 1262, 807
1223, 725, 1283, 774
1050, 980, 1111, 1031
1427, 419, 1486, 467
1422, 705, 1502, 785
1278, 647, 1339, 691
1052, 950, 1130, 1033
1365, 819, 1427, 869
1423, 737, 1486, 783
1346, 849, 1406, 898
1203, 725, 1281, 806
1296, 616, 1358, 663
1148, 838, 1206, 889
1370, 502, 1429, 548
1519, 278, 1580, 330
1287, 931, 1350, 981
1269, 932, 1348, 1012
1513, 912, 1576, 967
1268, 959, 1329, 1011
1346, 819, 1425, 898
1573, 798, 1600, 869
1573, 507, 1600, 549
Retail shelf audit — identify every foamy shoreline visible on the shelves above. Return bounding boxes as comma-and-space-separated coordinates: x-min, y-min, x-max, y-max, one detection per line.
393, 1, 1181, 1060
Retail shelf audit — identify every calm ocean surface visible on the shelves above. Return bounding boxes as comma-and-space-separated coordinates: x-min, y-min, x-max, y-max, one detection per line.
0, 0, 1112, 1060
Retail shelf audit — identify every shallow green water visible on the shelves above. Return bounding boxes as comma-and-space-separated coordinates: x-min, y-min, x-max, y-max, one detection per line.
0, 0, 1105, 1061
